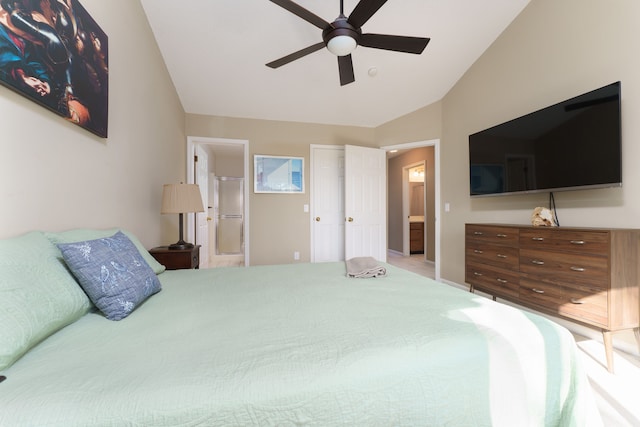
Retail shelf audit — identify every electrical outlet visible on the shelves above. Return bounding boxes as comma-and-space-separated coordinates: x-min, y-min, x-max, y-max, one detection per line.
294, 251, 300, 260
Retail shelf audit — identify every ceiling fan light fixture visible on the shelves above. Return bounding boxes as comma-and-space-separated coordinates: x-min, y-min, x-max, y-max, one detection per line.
267, 0, 431, 86
327, 35, 357, 56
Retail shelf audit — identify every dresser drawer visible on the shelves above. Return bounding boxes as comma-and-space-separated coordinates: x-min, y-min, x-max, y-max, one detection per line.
466, 262, 519, 299
520, 228, 609, 255
520, 278, 564, 308
466, 224, 519, 246
519, 279, 608, 326
520, 248, 608, 289
559, 286, 608, 327
466, 242, 519, 271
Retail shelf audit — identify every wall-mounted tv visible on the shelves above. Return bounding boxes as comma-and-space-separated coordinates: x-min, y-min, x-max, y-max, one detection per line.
469, 82, 622, 197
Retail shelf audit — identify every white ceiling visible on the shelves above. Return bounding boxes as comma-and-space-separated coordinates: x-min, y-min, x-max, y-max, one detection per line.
140, 0, 530, 128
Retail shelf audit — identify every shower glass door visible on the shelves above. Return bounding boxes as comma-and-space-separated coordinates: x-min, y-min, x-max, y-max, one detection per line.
215, 177, 244, 255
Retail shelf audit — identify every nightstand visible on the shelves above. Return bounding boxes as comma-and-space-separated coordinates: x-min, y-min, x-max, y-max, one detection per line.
149, 245, 200, 270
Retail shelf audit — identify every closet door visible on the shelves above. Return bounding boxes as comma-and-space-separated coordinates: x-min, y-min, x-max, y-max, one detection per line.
344, 145, 387, 262
311, 146, 345, 262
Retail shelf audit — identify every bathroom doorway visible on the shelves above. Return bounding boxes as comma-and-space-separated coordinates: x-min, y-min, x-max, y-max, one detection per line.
186, 136, 249, 267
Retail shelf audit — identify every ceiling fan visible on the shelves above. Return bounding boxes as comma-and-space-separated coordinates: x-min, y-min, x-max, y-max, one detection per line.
266, 0, 431, 86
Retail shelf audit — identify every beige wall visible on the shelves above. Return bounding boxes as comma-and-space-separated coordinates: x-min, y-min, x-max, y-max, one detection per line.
212, 152, 244, 178
437, 0, 640, 283
375, 102, 442, 146
0, 0, 185, 248
186, 114, 376, 265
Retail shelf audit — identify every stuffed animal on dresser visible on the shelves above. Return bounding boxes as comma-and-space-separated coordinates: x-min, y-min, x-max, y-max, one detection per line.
531, 207, 557, 226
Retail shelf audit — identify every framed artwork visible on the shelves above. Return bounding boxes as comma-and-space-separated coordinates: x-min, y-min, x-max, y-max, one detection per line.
0, 0, 108, 137
254, 155, 304, 194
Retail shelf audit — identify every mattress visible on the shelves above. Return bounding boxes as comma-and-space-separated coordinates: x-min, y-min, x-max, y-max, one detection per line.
0, 262, 600, 426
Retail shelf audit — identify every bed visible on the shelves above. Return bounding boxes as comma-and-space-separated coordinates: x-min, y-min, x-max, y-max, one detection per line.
0, 229, 601, 426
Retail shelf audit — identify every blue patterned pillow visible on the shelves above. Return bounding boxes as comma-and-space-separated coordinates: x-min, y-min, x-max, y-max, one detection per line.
45, 228, 166, 275
57, 231, 161, 321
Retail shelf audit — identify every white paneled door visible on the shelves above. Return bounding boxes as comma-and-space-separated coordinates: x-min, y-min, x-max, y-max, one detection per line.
345, 145, 387, 262
311, 145, 386, 263
311, 146, 345, 262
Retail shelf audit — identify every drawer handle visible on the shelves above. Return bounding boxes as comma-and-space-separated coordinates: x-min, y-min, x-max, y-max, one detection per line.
496, 278, 508, 284
570, 298, 585, 304
531, 288, 545, 294
474, 249, 484, 254
531, 259, 545, 265
496, 233, 507, 238
496, 254, 507, 259
473, 231, 484, 236
570, 266, 586, 272
570, 240, 585, 245
531, 237, 545, 241
473, 272, 483, 277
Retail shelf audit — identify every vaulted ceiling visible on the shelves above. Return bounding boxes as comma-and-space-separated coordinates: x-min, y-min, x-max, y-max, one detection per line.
140, 0, 530, 128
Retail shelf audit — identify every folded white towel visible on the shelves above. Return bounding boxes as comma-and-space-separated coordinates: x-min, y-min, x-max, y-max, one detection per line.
346, 256, 387, 278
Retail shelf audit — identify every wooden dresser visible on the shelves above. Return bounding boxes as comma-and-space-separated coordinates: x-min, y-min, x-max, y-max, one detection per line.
465, 223, 640, 372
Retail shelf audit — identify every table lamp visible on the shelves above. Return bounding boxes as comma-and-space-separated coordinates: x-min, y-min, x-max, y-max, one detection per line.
161, 183, 205, 250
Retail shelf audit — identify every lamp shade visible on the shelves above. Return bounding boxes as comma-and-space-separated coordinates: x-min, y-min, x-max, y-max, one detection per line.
161, 183, 205, 214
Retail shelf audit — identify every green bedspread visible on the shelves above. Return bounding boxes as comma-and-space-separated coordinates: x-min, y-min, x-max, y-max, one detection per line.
0, 262, 600, 426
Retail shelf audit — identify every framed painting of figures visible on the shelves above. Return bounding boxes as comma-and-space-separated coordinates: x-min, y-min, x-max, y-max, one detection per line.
0, 0, 108, 137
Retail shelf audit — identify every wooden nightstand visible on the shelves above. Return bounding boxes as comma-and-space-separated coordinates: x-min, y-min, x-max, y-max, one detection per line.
149, 245, 200, 270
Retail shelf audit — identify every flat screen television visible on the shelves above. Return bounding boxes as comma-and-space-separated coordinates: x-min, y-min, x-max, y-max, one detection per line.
469, 81, 622, 197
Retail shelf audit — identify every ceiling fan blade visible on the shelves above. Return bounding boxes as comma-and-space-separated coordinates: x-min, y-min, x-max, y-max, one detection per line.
338, 55, 355, 86
269, 0, 330, 29
266, 42, 325, 68
360, 33, 430, 54
347, 0, 388, 28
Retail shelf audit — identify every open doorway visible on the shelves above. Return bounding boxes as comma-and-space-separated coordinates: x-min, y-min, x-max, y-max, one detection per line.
383, 139, 440, 281
186, 136, 250, 267
404, 162, 427, 256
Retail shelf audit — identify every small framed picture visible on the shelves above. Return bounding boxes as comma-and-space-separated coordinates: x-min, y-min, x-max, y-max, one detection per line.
254, 155, 304, 193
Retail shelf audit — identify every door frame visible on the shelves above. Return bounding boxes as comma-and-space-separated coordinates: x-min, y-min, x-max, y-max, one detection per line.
186, 136, 250, 266
382, 139, 441, 281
